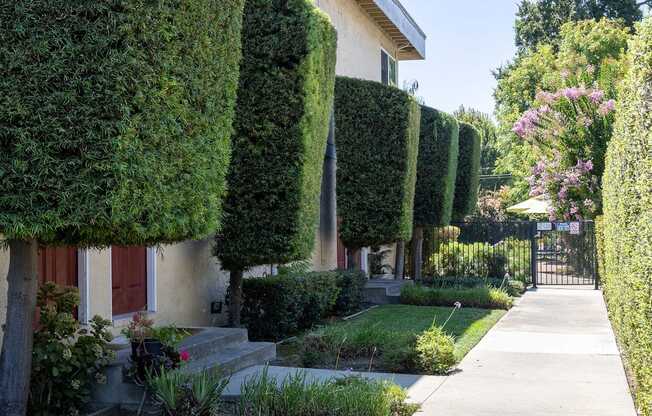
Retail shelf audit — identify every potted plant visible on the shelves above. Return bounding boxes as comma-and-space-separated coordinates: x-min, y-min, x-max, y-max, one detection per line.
122, 312, 163, 359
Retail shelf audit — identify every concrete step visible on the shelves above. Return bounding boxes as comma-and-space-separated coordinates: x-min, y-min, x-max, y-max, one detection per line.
182, 341, 276, 376
363, 279, 413, 304
179, 327, 249, 361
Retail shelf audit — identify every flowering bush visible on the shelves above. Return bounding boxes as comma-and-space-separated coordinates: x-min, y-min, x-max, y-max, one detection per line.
528, 157, 599, 221
513, 81, 616, 219
29, 283, 114, 416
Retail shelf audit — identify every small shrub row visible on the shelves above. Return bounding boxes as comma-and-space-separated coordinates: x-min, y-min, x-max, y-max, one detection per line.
401, 285, 513, 310
238, 369, 419, 416
422, 276, 526, 297
242, 270, 367, 341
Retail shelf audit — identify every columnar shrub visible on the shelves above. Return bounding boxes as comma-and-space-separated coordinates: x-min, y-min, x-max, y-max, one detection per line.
0, 2, 244, 412
602, 19, 652, 416
0, 0, 244, 246
335, 77, 421, 249
452, 123, 481, 221
215, 0, 337, 325
413, 107, 460, 227
216, 0, 336, 268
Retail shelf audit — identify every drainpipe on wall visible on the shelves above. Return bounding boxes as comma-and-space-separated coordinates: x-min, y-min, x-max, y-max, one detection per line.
319, 111, 337, 270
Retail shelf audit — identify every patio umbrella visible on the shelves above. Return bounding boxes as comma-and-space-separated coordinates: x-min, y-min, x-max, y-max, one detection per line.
506, 195, 551, 215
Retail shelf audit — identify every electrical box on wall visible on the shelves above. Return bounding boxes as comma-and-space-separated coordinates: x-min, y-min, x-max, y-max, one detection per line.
210, 301, 223, 314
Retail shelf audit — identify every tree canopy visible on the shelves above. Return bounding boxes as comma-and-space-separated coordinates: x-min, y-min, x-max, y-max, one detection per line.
514, 0, 644, 51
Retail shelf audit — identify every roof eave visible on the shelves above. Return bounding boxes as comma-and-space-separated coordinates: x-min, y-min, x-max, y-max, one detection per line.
356, 0, 426, 60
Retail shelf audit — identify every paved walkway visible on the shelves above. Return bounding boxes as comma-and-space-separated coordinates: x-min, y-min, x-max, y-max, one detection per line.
419, 287, 637, 416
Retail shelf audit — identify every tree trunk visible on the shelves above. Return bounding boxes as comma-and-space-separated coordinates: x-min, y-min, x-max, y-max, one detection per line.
228, 269, 243, 327
412, 227, 424, 282
0, 239, 39, 416
346, 248, 360, 270
394, 241, 405, 280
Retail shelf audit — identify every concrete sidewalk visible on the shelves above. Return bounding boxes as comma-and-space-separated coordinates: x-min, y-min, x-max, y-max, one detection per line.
419, 288, 637, 416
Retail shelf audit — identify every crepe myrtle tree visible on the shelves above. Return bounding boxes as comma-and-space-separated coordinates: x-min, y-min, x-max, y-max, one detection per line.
0, 1, 245, 414
215, 0, 337, 326
335, 77, 421, 273
411, 107, 460, 280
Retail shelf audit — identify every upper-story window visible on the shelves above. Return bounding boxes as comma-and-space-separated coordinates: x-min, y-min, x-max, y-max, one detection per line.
381, 49, 397, 86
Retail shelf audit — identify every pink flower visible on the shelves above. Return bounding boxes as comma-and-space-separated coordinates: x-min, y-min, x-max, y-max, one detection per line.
179, 350, 190, 362
562, 87, 585, 101
588, 90, 604, 104
598, 99, 616, 116
536, 91, 556, 105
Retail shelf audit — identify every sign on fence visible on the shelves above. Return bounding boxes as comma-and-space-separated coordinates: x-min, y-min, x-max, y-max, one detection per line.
537, 222, 553, 231
556, 222, 571, 232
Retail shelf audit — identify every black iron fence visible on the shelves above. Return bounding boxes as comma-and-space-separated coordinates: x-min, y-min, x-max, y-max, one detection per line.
413, 221, 534, 285
410, 220, 598, 288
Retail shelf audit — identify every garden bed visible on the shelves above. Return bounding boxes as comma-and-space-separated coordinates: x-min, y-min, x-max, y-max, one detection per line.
272, 304, 505, 374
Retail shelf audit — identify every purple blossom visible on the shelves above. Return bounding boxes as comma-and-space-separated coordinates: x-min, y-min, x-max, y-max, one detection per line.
598, 99, 616, 116
536, 91, 556, 105
588, 89, 604, 104
562, 87, 585, 101
558, 187, 568, 200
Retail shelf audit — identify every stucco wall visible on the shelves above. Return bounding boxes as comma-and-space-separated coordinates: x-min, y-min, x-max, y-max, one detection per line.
316, 0, 399, 82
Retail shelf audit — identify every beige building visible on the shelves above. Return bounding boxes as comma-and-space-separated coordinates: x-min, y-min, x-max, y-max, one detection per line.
0, 0, 426, 340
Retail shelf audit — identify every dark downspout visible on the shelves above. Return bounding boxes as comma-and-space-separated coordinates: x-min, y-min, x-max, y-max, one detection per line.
319, 111, 337, 270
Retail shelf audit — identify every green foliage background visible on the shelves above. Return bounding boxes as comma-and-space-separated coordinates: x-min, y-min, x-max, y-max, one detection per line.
335, 77, 420, 248
494, 19, 630, 204
0, 0, 244, 246
216, 0, 337, 270
413, 107, 459, 227
601, 19, 652, 416
452, 123, 481, 221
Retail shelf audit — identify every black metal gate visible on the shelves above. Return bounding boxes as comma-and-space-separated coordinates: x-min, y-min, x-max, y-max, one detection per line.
534, 221, 597, 288
417, 220, 598, 288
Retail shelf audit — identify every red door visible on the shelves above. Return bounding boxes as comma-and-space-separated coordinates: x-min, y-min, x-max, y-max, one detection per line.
36, 246, 78, 326
38, 246, 78, 287
111, 246, 147, 316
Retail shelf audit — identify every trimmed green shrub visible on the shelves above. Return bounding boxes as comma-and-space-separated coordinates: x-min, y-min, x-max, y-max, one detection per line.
414, 107, 460, 227
241, 272, 340, 341
333, 269, 368, 316
422, 276, 527, 296
415, 326, 456, 374
239, 369, 419, 416
335, 77, 421, 249
401, 285, 513, 310
602, 19, 652, 416
452, 122, 482, 222
594, 215, 606, 284
216, 0, 337, 270
0, 0, 244, 246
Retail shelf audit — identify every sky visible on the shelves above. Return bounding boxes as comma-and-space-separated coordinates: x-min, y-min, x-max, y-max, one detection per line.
398, 0, 520, 117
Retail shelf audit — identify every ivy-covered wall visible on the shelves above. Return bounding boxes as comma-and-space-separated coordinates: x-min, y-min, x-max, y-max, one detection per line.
216, 0, 337, 270
413, 107, 460, 227
452, 122, 482, 221
335, 76, 420, 249
0, 0, 245, 246
602, 19, 652, 416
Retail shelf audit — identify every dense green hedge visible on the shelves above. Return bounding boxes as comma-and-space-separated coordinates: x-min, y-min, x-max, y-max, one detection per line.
602, 19, 652, 416
0, 0, 244, 246
413, 107, 460, 227
401, 285, 513, 310
216, 0, 337, 270
242, 270, 366, 341
452, 122, 482, 221
335, 77, 421, 248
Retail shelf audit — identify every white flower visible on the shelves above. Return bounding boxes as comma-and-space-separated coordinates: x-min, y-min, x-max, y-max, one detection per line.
454, 302, 462, 309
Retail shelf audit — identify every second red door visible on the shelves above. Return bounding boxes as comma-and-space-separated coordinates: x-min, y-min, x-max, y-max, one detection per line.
111, 246, 147, 316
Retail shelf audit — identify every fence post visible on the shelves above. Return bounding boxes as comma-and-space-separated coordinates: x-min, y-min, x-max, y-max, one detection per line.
530, 222, 537, 288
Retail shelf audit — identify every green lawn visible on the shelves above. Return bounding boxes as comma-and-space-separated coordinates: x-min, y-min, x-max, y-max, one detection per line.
275, 304, 506, 374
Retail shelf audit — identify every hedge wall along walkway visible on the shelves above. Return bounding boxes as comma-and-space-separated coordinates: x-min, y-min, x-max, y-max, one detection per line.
217, 0, 337, 270
602, 19, 652, 416
452, 122, 481, 222
413, 107, 460, 228
335, 77, 421, 249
